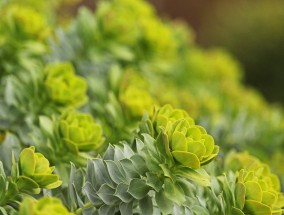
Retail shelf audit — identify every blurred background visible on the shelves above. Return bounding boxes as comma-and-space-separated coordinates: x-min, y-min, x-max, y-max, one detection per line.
71, 0, 284, 105
151, 0, 284, 105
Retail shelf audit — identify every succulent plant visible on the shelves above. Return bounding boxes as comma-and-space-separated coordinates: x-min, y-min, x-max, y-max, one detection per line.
59, 111, 105, 153
18, 146, 62, 194
0, 4, 50, 40
119, 85, 155, 117
226, 152, 284, 215
151, 105, 219, 169
18, 197, 73, 215
44, 62, 88, 108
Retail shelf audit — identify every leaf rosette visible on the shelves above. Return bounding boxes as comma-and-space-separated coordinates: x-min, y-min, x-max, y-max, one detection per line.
44, 62, 88, 108
152, 104, 219, 169
226, 152, 284, 215
1, 4, 50, 40
18, 146, 62, 194
120, 85, 155, 118
59, 111, 105, 153
18, 197, 73, 215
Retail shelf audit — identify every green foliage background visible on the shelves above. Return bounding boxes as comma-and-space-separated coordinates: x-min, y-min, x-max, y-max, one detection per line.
0, 0, 284, 214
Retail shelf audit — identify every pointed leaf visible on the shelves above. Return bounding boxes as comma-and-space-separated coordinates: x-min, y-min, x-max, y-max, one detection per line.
146, 172, 163, 192
91, 159, 113, 189
83, 182, 103, 206
99, 205, 116, 215
115, 183, 133, 203
235, 182, 246, 210
130, 155, 147, 176
103, 145, 115, 160
172, 151, 200, 169
164, 178, 186, 205
105, 160, 127, 184
119, 201, 133, 215
139, 196, 153, 215
97, 184, 119, 205
32, 174, 62, 189
156, 132, 174, 164
128, 179, 150, 200
120, 159, 140, 179
17, 176, 40, 194
155, 189, 173, 214
175, 167, 211, 187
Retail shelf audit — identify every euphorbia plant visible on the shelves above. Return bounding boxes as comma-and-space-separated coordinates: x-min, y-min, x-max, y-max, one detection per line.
1, 0, 284, 214
0, 147, 62, 214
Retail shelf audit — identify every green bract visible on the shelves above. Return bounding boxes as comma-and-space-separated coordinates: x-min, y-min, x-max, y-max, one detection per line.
152, 105, 219, 169
1, 4, 50, 40
226, 152, 284, 215
18, 146, 62, 193
120, 85, 155, 117
45, 62, 88, 108
18, 197, 73, 215
59, 111, 105, 153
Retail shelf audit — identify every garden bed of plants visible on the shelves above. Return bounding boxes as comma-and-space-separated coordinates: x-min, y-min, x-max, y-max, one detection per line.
1, 0, 284, 214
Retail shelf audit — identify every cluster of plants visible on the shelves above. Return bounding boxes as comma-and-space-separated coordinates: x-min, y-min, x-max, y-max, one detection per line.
1, 0, 284, 214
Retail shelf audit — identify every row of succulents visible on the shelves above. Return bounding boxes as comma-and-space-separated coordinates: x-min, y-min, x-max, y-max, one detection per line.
1, 0, 284, 214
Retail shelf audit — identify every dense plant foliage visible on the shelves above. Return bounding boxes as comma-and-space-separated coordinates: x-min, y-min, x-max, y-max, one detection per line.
1, 0, 284, 214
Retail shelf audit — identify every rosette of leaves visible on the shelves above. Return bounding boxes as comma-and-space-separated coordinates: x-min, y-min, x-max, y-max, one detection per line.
59, 111, 105, 152
119, 70, 156, 118
119, 85, 155, 118
1, 4, 50, 40
83, 141, 211, 215
0, 4, 49, 77
17, 146, 62, 194
150, 104, 219, 169
0, 147, 62, 214
0, 63, 77, 145
84, 65, 154, 144
95, 0, 178, 67
1, 62, 88, 134
32, 111, 105, 183
95, 0, 153, 47
83, 143, 153, 215
83, 105, 218, 214
44, 62, 88, 108
18, 197, 73, 215
225, 152, 284, 215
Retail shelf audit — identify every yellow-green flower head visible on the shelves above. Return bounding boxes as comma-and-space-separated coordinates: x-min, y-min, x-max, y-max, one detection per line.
153, 104, 193, 132
59, 111, 105, 153
18, 197, 74, 215
140, 18, 177, 60
96, 0, 154, 45
152, 105, 219, 169
226, 152, 284, 215
1, 4, 50, 40
45, 62, 88, 108
119, 69, 156, 117
120, 86, 155, 117
18, 146, 62, 193
234, 169, 284, 215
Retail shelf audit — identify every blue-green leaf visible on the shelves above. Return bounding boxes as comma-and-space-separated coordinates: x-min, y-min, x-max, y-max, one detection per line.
139, 196, 153, 215
128, 179, 150, 200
